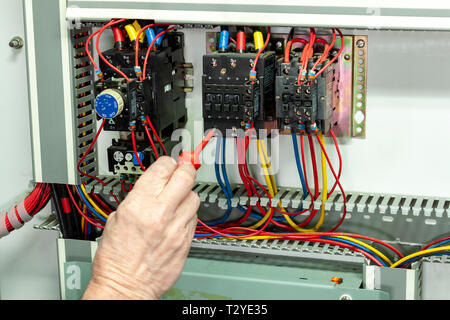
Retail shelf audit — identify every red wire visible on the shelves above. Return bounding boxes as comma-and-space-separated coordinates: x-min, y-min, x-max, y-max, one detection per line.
311, 30, 336, 72
90, 192, 114, 213
76, 119, 121, 205
314, 134, 347, 232
314, 28, 344, 78
96, 19, 130, 82
121, 183, 133, 193
66, 185, 105, 229
144, 125, 159, 159
250, 27, 271, 83
422, 236, 450, 250
131, 131, 146, 171
284, 38, 308, 63
327, 129, 342, 196
307, 134, 320, 201
146, 115, 167, 156
85, 28, 102, 70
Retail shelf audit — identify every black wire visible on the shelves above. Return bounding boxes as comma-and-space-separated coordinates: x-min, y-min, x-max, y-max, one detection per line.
50, 184, 71, 239
93, 193, 117, 212
287, 27, 295, 42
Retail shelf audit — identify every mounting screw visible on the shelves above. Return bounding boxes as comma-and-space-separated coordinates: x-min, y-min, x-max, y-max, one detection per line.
340, 294, 352, 300
356, 39, 365, 48
344, 54, 351, 60
9, 36, 23, 49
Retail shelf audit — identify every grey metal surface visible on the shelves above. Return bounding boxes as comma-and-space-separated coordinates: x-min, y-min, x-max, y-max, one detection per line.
70, 25, 98, 184
24, 0, 68, 183
191, 238, 366, 266
66, 1, 450, 31
363, 265, 417, 300
23, 0, 97, 185
417, 258, 450, 300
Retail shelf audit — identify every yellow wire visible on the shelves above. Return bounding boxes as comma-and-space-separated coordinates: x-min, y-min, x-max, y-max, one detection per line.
81, 203, 86, 233
335, 236, 393, 266
258, 139, 326, 232
390, 246, 450, 268
316, 131, 327, 231
80, 184, 109, 220
247, 140, 273, 229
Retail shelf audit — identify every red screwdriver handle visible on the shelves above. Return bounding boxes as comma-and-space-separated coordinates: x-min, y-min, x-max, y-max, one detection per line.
178, 130, 216, 170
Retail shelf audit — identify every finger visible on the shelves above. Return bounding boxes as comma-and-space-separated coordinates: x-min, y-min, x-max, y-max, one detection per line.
157, 162, 197, 212
132, 156, 177, 198
173, 191, 200, 227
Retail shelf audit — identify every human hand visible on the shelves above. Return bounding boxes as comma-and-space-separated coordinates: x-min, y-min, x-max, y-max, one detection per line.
82, 156, 200, 300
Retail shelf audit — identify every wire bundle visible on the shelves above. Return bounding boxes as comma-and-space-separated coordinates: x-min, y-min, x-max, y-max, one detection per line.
0, 183, 51, 238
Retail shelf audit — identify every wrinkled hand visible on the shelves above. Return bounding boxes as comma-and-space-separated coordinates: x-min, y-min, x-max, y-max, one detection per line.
82, 156, 199, 300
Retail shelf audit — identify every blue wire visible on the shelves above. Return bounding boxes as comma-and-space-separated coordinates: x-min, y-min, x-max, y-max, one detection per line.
430, 239, 450, 249
291, 132, 308, 199
398, 252, 450, 267
87, 211, 91, 239
221, 137, 285, 222
75, 186, 107, 223
202, 137, 232, 226
321, 236, 388, 267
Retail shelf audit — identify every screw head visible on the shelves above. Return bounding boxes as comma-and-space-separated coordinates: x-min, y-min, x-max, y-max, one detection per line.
9, 36, 23, 49
344, 54, 351, 60
356, 39, 365, 48
340, 294, 352, 300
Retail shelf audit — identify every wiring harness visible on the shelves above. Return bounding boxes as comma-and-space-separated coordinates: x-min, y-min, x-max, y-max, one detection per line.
0, 183, 51, 238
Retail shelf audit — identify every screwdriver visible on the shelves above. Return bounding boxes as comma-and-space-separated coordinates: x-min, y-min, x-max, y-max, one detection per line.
178, 130, 216, 170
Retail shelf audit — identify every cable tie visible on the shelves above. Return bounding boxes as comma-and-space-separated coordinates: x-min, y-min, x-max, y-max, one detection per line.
17, 201, 32, 222
7, 206, 24, 229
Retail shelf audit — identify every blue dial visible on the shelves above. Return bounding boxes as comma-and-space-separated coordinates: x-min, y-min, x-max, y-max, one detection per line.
94, 89, 124, 119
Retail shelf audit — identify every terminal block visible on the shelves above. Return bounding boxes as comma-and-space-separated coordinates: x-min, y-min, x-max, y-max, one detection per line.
107, 138, 154, 175
202, 51, 276, 133
107, 136, 178, 175
275, 52, 336, 135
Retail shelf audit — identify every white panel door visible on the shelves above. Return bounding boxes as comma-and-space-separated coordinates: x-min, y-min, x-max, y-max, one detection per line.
0, 0, 59, 300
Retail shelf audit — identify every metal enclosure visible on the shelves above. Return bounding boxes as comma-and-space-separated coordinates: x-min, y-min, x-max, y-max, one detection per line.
21, 0, 450, 300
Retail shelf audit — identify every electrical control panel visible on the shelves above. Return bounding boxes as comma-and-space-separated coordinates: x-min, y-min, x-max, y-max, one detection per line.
22, 0, 450, 302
